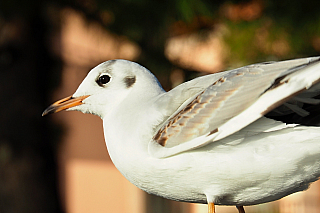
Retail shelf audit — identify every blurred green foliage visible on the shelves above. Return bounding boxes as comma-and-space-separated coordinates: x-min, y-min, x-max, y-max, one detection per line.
2, 0, 320, 69
62, 0, 320, 70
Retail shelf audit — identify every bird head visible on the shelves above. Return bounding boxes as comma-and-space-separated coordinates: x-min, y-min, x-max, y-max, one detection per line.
42, 59, 164, 118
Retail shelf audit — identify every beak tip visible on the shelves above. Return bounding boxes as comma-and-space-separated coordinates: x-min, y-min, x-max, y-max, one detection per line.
42, 107, 54, 116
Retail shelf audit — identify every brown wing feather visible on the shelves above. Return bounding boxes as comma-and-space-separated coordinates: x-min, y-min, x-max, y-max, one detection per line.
153, 69, 264, 147
153, 57, 320, 148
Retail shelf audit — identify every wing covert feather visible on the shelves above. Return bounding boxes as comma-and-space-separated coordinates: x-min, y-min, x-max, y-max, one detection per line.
150, 57, 320, 157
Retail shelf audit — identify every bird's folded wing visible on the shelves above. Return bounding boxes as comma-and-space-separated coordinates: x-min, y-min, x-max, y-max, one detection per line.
149, 56, 320, 158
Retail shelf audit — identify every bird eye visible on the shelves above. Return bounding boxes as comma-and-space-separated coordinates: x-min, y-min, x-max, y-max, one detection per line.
96, 74, 111, 86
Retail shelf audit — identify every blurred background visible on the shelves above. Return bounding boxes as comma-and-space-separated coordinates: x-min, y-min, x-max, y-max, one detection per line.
1, 0, 320, 212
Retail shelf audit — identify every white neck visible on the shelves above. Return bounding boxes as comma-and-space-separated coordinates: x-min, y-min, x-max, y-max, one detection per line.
102, 85, 166, 166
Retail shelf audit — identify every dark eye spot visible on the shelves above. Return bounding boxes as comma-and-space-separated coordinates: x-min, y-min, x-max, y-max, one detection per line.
96, 74, 111, 86
124, 76, 136, 88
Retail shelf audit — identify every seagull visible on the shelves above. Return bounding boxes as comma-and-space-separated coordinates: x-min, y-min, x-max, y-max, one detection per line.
43, 57, 320, 213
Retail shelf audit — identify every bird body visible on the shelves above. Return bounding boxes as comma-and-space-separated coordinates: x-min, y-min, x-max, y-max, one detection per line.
43, 57, 320, 212
105, 113, 320, 206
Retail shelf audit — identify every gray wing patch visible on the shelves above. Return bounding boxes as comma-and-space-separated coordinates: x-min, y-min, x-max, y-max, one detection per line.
152, 57, 320, 148
153, 67, 277, 147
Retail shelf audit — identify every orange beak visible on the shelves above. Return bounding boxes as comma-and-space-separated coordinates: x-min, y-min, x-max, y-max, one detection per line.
42, 95, 90, 116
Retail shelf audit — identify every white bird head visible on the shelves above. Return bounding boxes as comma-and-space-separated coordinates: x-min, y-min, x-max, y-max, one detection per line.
42, 59, 164, 118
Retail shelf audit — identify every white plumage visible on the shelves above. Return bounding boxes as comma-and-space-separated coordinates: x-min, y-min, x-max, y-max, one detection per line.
43, 57, 320, 213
